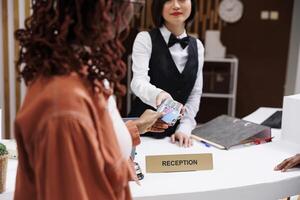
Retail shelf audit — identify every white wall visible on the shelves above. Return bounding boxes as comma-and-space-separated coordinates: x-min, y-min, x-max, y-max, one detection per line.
295, 44, 300, 93
19, 0, 27, 102
8, 0, 17, 138
285, 0, 300, 95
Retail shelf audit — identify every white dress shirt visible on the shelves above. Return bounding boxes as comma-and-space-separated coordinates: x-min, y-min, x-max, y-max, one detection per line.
131, 25, 204, 136
103, 78, 132, 159
108, 95, 132, 159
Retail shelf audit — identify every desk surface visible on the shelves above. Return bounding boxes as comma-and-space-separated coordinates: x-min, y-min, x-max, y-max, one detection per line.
1, 108, 300, 200
129, 108, 300, 200
130, 137, 300, 200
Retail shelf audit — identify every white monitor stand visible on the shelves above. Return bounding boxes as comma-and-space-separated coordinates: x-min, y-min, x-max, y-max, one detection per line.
282, 94, 300, 144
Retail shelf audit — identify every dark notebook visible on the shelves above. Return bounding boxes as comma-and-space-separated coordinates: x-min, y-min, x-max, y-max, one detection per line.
192, 115, 271, 150
261, 111, 282, 129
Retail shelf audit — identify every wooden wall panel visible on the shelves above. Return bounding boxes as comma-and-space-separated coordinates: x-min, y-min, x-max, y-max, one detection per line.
0, 0, 30, 138
2, 0, 11, 138
14, 0, 20, 114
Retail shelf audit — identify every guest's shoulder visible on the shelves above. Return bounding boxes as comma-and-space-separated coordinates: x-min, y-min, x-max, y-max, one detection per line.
43, 74, 92, 103
24, 74, 96, 116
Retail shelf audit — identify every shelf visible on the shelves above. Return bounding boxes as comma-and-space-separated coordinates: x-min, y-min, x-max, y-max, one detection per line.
199, 56, 239, 121
202, 93, 235, 98
204, 57, 238, 63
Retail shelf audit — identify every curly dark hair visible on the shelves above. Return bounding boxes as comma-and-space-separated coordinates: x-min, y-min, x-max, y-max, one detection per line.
15, 0, 131, 96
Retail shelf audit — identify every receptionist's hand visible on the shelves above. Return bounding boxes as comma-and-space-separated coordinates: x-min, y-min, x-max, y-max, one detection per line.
156, 91, 172, 107
171, 132, 193, 148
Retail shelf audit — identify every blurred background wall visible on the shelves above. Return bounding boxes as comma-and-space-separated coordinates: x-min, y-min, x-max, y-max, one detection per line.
0, 0, 29, 139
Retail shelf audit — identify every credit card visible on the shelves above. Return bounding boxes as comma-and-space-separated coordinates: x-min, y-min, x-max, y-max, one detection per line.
157, 98, 183, 126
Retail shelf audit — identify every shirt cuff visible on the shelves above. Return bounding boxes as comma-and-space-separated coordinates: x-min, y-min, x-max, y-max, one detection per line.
148, 88, 163, 109
175, 123, 192, 136
127, 158, 139, 183
125, 120, 141, 146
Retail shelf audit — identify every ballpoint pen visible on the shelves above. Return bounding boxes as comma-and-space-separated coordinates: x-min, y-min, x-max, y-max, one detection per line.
200, 141, 211, 147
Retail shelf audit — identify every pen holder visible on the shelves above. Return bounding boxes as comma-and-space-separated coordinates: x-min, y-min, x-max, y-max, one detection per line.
0, 155, 8, 193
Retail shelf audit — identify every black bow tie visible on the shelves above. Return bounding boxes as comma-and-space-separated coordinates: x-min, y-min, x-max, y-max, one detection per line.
167, 34, 190, 49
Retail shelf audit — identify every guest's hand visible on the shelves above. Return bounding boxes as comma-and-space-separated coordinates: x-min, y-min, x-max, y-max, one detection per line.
274, 154, 300, 172
156, 91, 172, 107
134, 109, 168, 134
170, 132, 193, 148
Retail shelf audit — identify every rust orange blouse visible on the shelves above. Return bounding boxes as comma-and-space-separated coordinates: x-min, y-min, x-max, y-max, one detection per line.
14, 74, 140, 200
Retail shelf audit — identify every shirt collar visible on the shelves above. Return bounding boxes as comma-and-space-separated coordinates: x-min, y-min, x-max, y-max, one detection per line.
159, 25, 187, 44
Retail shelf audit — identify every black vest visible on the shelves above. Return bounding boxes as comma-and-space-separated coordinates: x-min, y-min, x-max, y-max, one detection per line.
129, 28, 199, 138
